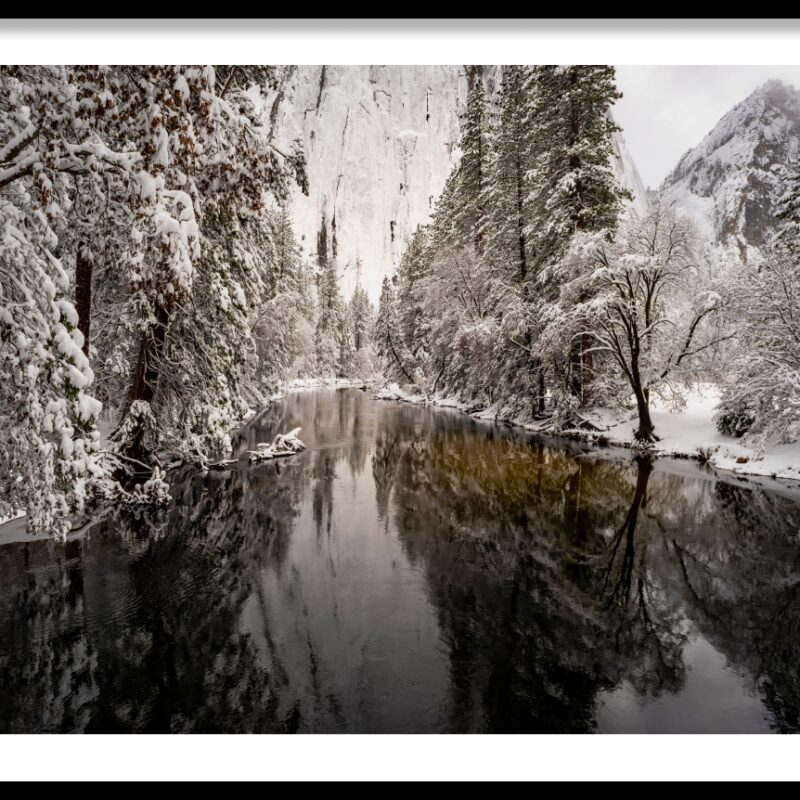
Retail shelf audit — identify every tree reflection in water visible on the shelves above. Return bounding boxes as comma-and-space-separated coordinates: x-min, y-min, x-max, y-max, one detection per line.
1, 389, 800, 732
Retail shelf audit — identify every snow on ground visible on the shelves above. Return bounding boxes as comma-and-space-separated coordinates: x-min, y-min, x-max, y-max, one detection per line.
286, 377, 368, 391
0, 512, 30, 545
374, 382, 800, 482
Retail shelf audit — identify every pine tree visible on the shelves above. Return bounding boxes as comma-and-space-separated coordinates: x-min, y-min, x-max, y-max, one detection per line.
349, 263, 375, 353
315, 215, 345, 376
527, 65, 630, 262
375, 276, 414, 384
338, 305, 356, 377
1, 65, 311, 533
255, 208, 317, 384
527, 65, 631, 406
483, 65, 534, 283
481, 66, 547, 416
395, 226, 431, 361
0, 66, 131, 533
453, 79, 490, 254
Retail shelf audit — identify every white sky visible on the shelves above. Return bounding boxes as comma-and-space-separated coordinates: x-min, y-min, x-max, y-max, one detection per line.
614, 66, 800, 189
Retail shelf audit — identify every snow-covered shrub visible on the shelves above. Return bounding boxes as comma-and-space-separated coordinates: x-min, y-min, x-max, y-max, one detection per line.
550, 392, 582, 432
714, 395, 758, 438
122, 467, 171, 507
696, 445, 717, 464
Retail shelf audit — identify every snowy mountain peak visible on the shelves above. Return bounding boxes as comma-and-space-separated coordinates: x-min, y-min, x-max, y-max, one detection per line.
660, 79, 800, 262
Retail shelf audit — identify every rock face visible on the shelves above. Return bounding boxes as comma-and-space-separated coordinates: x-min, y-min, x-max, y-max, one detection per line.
659, 80, 800, 268
262, 65, 649, 301
611, 122, 651, 218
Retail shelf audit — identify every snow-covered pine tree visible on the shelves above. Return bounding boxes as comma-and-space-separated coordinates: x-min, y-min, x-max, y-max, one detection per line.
349, 287, 376, 380
387, 73, 497, 402
528, 65, 631, 407
395, 225, 431, 364
527, 65, 629, 261
338, 304, 356, 377
349, 260, 375, 354
481, 65, 548, 417
452, 78, 490, 255
350, 285, 373, 353
483, 65, 534, 283
314, 216, 345, 377
0, 66, 116, 534
2, 65, 311, 531
246, 207, 318, 394
375, 275, 414, 385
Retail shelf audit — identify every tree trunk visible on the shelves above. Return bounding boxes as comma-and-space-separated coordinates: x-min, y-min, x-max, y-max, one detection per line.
537, 362, 546, 416
120, 304, 171, 462
530, 353, 546, 417
569, 337, 583, 401
633, 386, 655, 442
516, 155, 527, 281
581, 332, 593, 405
75, 247, 92, 357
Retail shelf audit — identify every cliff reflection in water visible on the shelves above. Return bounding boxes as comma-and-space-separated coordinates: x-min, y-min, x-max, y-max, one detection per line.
1, 389, 800, 732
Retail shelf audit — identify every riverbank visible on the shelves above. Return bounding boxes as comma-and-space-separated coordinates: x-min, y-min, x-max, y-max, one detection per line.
2, 379, 359, 542
374, 382, 800, 482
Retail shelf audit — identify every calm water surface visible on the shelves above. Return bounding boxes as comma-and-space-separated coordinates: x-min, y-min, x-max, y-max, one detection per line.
2, 388, 800, 733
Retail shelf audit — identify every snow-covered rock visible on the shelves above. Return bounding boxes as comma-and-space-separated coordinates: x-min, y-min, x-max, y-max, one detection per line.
247, 427, 305, 463
261, 66, 649, 302
659, 79, 800, 270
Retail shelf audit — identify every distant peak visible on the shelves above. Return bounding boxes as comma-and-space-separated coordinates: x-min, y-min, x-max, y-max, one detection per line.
758, 78, 790, 91
746, 78, 800, 106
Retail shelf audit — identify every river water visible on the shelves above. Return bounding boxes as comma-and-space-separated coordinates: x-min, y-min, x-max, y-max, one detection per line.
1, 388, 800, 733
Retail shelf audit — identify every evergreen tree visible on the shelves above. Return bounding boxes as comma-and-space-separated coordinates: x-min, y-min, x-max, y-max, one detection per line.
338, 305, 356, 377
395, 226, 431, 361
349, 263, 375, 353
528, 65, 631, 406
483, 65, 534, 283
375, 276, 414, 384
248, 209, 317, 393
453, 80, 490, 254
315, 216, 344, 376
0, 65, 310, 532
527, 65, 630, 264
482, 65, 547, 416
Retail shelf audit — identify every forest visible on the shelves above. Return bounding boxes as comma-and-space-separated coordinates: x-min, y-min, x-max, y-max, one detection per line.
3, 64, 800, 538
0, 66, 376, 537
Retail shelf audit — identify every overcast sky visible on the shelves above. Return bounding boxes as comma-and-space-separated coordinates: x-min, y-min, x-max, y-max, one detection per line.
614, 66, 800, 189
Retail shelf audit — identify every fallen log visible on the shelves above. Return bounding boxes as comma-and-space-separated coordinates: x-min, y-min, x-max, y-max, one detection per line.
247, 427, 306, 464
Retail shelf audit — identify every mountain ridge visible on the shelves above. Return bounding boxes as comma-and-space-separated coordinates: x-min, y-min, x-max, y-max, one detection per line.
658, 78, 800, 265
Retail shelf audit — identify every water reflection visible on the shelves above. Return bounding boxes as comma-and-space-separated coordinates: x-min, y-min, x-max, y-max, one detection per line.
1, 389, 800, 732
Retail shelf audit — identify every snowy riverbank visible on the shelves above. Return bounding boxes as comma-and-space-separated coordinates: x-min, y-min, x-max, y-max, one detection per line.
374, 382, 800, 482
3, 380, 359, 542
285, 377, 370, 392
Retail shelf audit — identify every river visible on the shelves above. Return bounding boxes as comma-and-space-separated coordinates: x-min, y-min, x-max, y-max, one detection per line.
1, 388, 799, 733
